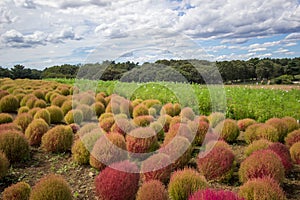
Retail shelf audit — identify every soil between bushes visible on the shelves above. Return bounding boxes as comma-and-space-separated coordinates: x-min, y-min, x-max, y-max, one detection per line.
0, 138, 300, 200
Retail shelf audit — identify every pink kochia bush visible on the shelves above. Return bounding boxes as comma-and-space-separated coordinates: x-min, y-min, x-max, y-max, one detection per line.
95, 160, 140, 200
189, 188, 243, 200
197, 146, 235, 182
268, 142, 293, 173
238, 178, 286, 200
238, 149, 285, 183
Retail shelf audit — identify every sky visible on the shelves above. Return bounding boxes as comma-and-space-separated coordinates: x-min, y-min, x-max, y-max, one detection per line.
0, 0, 299, 69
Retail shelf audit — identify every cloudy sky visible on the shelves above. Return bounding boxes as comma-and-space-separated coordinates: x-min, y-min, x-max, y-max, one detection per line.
0, 0, 299, 69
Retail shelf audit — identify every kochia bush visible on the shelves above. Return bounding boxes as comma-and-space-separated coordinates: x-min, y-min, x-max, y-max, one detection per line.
136, 180, 168, 200
163, 123, 194, 146
64, 109, 83, 125
281, 116, 299, 133
214, 119, 240, 143
180, 107, 195, 120
34, 109, 51, 125
46, 106, 64, 124
2, 182, 31, 200
168, 168, 209, 200
208, 112, 225, 128
285, 129, 300, 148
268, 142, 293, 173
0, 113, 13, 124
290, 141, 300, 164
25, 119, 49, 146
133, 104, 149, 118
14, 113, 33, 132
244, 139, 271, 157
237, 118, 257, 131
266, 118, 289, 142
0, 151, 9, 179
189, 189, 242, 200
0, 94, 19, 112
94, 161, 140, 200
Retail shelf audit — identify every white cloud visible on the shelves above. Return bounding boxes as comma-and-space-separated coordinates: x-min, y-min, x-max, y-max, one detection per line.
248, 47, 267, 52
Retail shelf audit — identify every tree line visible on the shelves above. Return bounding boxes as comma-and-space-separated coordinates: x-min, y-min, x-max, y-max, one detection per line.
0, 57, 299, 84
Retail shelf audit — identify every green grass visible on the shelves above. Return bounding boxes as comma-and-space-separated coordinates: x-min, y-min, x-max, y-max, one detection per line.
46, 78, 300, 122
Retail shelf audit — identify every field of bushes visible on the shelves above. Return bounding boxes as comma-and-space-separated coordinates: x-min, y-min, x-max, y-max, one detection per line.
0, 78, 300, 200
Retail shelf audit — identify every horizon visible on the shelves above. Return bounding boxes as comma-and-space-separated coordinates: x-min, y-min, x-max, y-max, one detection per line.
0, 0, 299, 70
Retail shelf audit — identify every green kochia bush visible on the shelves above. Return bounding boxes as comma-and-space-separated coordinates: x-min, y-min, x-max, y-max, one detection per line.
34, 109, 51, 125
197, 146, 235, 182
25, 119, 49, 146
136, 180, 169, 200
29, 174, 72, 200
0, 94, 19, 112
281, 116, 299, 133
244, 139, 271, 157
64, 109, 83, 125
290, 141, 300, 164
0, 113, 13, 124
239, 149, 285, 183
46, 106, 64, 124
244, 123, 279, 144
208, 112, 225, 128
2, 182, 31, 200
0, 130, 30, 162
168, 168, 209, 200
214, 119, 240, 143
95, 161, 140, 200
14, 113, 33, 132
41, 125, 73, 153
238, 178, 286, 200
285, 129, 300, 148
0, 151, 9, 179
266, 118, 289, 142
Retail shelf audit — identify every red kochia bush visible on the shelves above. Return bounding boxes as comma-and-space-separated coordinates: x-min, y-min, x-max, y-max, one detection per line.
136, 180, 169, 200
25, 119, 49, 146
197, 146, 235, 182
189, 188, 242, 200
285, 129, 300, 148
238, 149, 285, 183
95, 161, 140, 200
268, 142, 293, 173
238, 177, 286, 200
2, 181, 31, 200
237, 118, 257, 131
141, 153, 172, 184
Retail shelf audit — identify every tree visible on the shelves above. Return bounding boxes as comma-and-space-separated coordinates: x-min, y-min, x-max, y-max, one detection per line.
0, 67, 12, 78
255, 60, 274, 80
285, 60, 300, 79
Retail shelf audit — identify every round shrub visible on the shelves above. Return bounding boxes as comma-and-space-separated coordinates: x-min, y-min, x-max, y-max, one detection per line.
99, 112, 114, 120
79, 94, 95, 105
76, 104, 93, 121
158, 114, 172, 132
266, 118, 289, 142
33, 99, 47, 108
18, 106, 29, 114
99, 117, 115, 132
208, 112, 225, 128
0, 113, 13, 124
30, 174, 72, 200
268, 142, 292, 172
27, 107, 41, 118
90, 132, 127, 170
126, 127, 158, 154
33, 89, 45, 99
150, 122, 165, 141
244, 123, 262, 144
238, 178, 286, 200
282, 116, 299, 133
174, 103, 181, 116
159, 136, 192, 169
244, 123, 279, 144
160, 103, 175, 117
168, 168, 209, 200
239, 149, 285, 183
285, 129, 300, 148
64, 109, 83, 125
136, 180, 168, 200
69, 123, 80, 134
197, 146, 235, 182
237, 118, 257, 131
0, 89, 9, 100
92, 102, 105, 117
205, 140, 233, 153
189, 189, 242, 200
41, 125, 73, 153
133, 115, 154, 127
95, 161, 140, 200
133, 104, 149, 118
214, 119, 240, 143
61, 100, 73, 115
76, 123, 98, 138
0, 95, 19, 112
164, 123, 194, 146
244, 139, 271, 157
25, 119, 49, 146
142, 99, 162, 109
72, 129, 102, 165
141, 153, 172, 184
51, 95, 67, 107
188, 120, 209, 146
169, 116, 184, 128
25, 97, 38, 109
0, 130, 30, 162
0, 123, 22, 133
95, 93, 106, 105
111, 118, 133, 136
2, 182, 31, 200
34, 109, 51, 125
0, 151, 9, 179
290, 141, 300, 164
180, 107, 195, 120
46, 106, 64, 124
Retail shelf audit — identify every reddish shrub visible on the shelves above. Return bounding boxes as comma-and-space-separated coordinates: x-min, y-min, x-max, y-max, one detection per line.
111, 118, 133, 136
133, 115, 154, 127
168, 168, 208, 200
282, 116, 299, 133
164, 123, 194, 145
141, 153, 172, 184
158, 114, 172, 132
214, 119, 240, 143
188, 120, 209, 146
150, 122, 165, 141
285, 129, 300, 148
239, 149, 285, 183
160, 103, 175, 117
197, 146, 235, 182
208, 112, 225, 128
290, 141, 300, 164
266, 118, 289, 142
238, 177, 286, 200
2, 182, 31, 200
268, 142, 293, 172
0, 123, 22, 133
126, 127, 158, 154
95, 161, 140, 200
237, 118, 257, 131
25, 119, 49, 146
205, 140, 233, 153
99, 117, 115, 132
90, 132, 127, 170
133, 104, 149, 118
189, 189, 242, 200
30, 174, 72, 200
180, 107, 195, 120
136, 180, 168, 200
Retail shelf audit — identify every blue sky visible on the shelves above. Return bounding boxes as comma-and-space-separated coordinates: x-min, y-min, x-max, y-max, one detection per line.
0, 0, 299, 69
